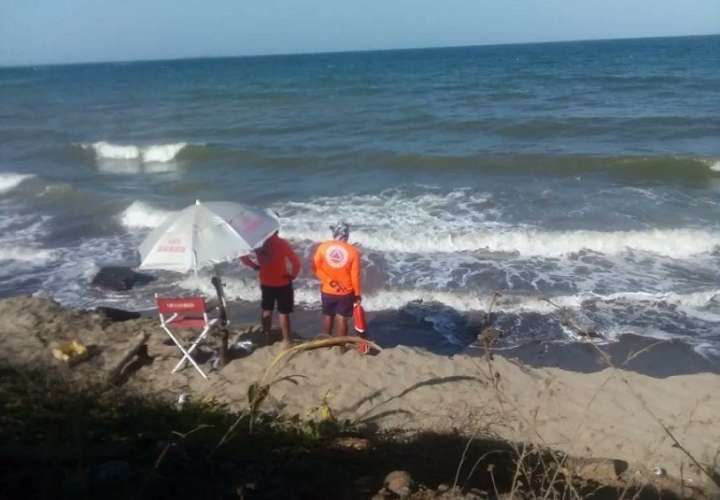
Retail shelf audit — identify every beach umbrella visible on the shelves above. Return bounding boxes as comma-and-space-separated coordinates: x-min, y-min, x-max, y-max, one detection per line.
138, 200, 278, 368
138, 200, 278, 274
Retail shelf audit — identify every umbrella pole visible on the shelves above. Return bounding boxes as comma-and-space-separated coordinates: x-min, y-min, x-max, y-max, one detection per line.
210, 269, 230, 367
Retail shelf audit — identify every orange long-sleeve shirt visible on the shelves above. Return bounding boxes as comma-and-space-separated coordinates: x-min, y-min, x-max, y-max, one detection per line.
313, 240, 362, 296
240, 234, 301, 287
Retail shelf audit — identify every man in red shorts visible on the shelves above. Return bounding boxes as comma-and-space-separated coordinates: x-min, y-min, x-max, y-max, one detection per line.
241, 231, 301, 349
313, 222, 362, 337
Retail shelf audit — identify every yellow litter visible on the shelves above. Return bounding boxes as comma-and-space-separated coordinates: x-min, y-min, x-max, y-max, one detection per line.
52, 340, 89, 366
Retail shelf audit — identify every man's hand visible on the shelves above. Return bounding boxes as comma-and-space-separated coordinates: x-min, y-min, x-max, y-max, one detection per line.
354, 295, 362, 306
240, 255, 260, 271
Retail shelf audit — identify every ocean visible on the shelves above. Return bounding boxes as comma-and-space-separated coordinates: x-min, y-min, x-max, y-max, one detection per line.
2, 35, 720, 368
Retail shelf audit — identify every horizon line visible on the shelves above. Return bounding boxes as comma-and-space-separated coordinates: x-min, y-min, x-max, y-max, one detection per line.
1, 32, 718, 70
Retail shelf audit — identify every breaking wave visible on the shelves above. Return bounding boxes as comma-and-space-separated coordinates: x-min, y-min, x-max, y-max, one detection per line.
82, 141, 188, 163
123, 198, 720, 258
119, 201, 174, 229
285, 227, 720, 258
0, 173, 35, 194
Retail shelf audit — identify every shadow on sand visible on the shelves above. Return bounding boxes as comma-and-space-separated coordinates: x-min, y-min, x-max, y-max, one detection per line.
0, 364, 704, 500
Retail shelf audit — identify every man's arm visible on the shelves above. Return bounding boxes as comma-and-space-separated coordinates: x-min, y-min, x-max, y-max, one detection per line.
285, 242, 302, 280
313, 245, 332, 283
240, 255, 260, 271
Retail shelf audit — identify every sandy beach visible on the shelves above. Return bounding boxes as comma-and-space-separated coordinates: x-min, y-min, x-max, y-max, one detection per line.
2, 296, 719, 497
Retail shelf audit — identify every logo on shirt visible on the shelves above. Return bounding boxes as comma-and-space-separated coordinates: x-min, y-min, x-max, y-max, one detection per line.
326, 244, 348, 268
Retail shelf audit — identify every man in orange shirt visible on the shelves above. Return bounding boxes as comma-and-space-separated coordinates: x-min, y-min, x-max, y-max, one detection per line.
241, 231, 301, 349
313, 222, 362, 337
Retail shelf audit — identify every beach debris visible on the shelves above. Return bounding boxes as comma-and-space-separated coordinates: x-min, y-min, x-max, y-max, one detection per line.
206, 348, 221, 372
464, 489, 490, 500
330, 436, 371, 451
559, 308, 601, 339
473, 291, 504, 354
176, 393, 189, 410
319, 390, 335, 422
383, 470, 414, 497
542, 298, 603, 340
232, 339, 255, 354
306, 390, 337, 422
91, 266, 155, 291
476, 326, 503, 352
562, 456, 629, 482
654, 466, 667, 477
106, 331, 150, 384
357, 340, 370, 354
51, 339, 89, 366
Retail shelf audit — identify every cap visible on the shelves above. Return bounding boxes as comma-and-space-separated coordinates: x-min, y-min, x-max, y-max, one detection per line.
330, 221, 350, 241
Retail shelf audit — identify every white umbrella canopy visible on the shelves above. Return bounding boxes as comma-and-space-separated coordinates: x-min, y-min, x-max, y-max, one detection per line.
138, 200, 279, 273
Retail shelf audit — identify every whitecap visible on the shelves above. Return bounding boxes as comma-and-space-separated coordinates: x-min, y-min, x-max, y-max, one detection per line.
284, 227, 720, 259
275, 190, 720, 258
84, 141, 141, 160
0, 245, 55, 264
83, 141, 187, 163
141, 143, 187, 163
120, 201, 174, 229
0, 173, 35, 194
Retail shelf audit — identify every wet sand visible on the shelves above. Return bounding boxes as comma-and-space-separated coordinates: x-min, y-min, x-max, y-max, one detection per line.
229, 301, 720, 377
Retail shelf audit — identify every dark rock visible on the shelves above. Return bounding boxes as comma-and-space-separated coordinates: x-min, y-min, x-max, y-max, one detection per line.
94, 306, 142, 321
91, 266, 155, 291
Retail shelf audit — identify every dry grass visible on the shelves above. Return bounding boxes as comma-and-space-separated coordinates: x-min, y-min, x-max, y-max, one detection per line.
453, 292, 720, 499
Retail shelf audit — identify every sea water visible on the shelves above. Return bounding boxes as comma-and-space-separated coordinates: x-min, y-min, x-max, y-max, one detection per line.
1, 35, 719, 363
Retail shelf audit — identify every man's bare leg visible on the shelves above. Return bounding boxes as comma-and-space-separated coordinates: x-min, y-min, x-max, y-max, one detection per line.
322, 315, 334, 336
336, 315, 349, 337
279, 313, 292, 350
261, 310, 272, 344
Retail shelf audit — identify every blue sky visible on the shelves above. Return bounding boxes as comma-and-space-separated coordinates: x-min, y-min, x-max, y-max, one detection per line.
1, 0, 718, 66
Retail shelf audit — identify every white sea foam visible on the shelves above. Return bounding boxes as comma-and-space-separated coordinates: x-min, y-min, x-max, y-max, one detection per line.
96, 161, 143, 175
0, 173, 35, 194
708, 160, 720, 172
120, 201, 174, 229
32, 233, 147, 308
84, 141, 187, 163
39, 183, 73, 197
0, 245, 55, 264
85, 141, 141, 160
142, 143, 187, 163
129, 195, 720, 258
177, 269, 720, 316
285, 227, 720, 259
275, 191, 720, 258
694, 343, 720, 362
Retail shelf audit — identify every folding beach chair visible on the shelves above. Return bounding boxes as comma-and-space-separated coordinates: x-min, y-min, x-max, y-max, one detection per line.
155, 294, 218, 379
